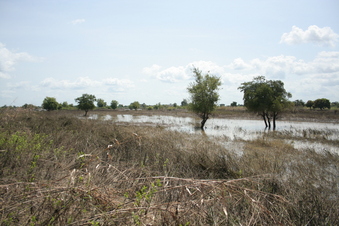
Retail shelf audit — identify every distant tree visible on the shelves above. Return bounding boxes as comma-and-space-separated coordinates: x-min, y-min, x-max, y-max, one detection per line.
129, 101, 140, 110
75, 94, 96, 116
42, 97, 59, 111
238, 76, 291, 130
22, 103, 36, 109
141, 103, 147, 109
173, 103, 177, 108
293, 99, 305, 107
306, 100, 314, 109
153, 103, 161, 110
314, 98, 330, 110
331, 101, 339, 108
110, 100, 119, 109
230, 101, 237, 107
181, 99, 188, 107
61, 101, 69, 108
187, 67, 221, 129
97, 98, 107, 108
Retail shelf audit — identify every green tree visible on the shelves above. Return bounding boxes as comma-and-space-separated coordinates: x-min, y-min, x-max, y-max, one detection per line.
97, 98, 107, 108
181, 99, 188, 107
313, 98, 330, 110
42, 97, 59, 111
129, 101, 140, 110
306, 100, 314, 109
293, 99, 305, 107
187, 67, 221, 129
75, 94, 96, 116
238, 76, 291, 130
230, 101, 237, 107
61, 101, 69, 108
110, 100, 119, 109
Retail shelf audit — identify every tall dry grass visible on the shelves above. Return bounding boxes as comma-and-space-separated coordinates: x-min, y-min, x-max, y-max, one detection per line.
0, 108, 338, 225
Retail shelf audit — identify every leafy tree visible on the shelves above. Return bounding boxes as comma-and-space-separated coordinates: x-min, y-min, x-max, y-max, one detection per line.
181, 99, 188, 107
97, 98, 107, 108
173, 103, 177, 108
42, 97, 59, 111
306, 100, 314, 109
153, 102, 161, 110
75, 94, 96, 116
61, 101, 69, 108
129, 101, 140, 110
110, 100, 119, 109
238, 76, 291, 130
313, 98, 330, 110
293, 99, 305, 107
187, 67, 221, 129
141, 103, 147, 109
230, 101, 237, 107
331, 101, 339, 108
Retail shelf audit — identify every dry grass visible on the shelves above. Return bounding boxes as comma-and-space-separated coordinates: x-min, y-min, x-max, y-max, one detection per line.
0, 108, 338, 225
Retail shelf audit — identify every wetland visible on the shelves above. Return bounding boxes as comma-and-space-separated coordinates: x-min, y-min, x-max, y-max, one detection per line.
1, 108, 338, 225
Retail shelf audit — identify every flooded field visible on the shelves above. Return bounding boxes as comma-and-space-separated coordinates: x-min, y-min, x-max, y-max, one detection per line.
88, 113, 339, 155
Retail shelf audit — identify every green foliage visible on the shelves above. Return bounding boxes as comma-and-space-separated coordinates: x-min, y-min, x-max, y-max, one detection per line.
129, 101, 140, 110
238, 76, 291, 129
293, 99, 305, 107
42, 97, 59, 111
110, 100, 119, 109
96, 98, 107, 108
181, 99, 188, 106
231, 101, 237, 107
75, 94, 96, 116
314, 98, 330, 110
187, 67, 221, 129
306, 100, 314, 109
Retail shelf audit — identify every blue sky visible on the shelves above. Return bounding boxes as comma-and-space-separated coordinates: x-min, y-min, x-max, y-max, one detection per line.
1, 0, 339, 107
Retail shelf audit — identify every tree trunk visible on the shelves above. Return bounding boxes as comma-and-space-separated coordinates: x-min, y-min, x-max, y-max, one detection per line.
200, 113, 209, 130
261, 112, 268, 128
84, 110, 88, 117
266, 113, 271, 129
201, 118, 207, 130
272, 112, 278, 130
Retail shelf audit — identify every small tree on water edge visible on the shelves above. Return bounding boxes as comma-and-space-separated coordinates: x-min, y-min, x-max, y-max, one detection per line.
75, 94, 96, 116
187, 67, 221, 130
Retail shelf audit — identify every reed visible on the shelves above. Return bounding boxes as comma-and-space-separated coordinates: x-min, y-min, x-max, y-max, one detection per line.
0, 108, 338, 225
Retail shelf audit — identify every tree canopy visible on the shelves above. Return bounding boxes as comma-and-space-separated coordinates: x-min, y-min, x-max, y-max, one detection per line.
110, 100, 119, 109
187, 67, 221, 129
129, 101, 140, 110
238, 76, 291, 129
97, 98, 107, 108
42, 97, 59, 111
75, 94, 96, 116
313, 98, 330, 110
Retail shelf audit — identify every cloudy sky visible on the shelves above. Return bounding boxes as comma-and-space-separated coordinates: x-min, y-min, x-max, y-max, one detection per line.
1, 0, 339, 107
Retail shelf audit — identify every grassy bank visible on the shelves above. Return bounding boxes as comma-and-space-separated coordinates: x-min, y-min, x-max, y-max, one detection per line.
0, 109, 338, 225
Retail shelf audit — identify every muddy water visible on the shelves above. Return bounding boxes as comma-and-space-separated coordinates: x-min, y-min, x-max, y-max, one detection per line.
88, 114, 339, 154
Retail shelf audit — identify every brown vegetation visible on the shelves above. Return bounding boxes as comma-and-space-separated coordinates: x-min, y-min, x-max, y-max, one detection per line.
0, 108, 338, 225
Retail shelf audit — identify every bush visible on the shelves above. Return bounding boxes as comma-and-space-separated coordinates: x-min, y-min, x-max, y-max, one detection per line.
0, 109, 338, 225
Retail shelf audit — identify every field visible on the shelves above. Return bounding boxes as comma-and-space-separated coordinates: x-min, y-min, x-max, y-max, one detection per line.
0, 108, 338, 225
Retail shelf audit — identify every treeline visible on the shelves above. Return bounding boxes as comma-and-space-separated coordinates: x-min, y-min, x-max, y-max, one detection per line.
37, 95, 190, 116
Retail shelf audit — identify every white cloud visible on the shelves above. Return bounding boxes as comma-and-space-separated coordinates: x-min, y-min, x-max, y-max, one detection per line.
71, 19, 85, 25
40, 77, 98, 89
227, 58, 252, 70
103, 78, 133, 86
143, 61, 226, 83
71, 19, 86, 25
280, 25, 339, 47
40, 77, 134, 92
0, 43, 40, 79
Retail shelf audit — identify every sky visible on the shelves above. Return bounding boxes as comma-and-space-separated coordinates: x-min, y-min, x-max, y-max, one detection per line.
1, 0, 339, 107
